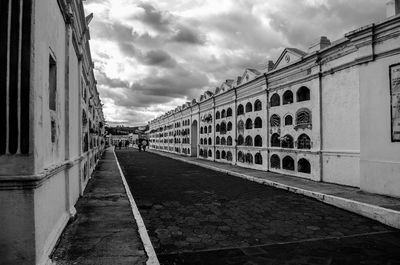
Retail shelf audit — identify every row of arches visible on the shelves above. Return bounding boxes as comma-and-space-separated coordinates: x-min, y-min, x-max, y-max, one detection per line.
216, 121, 232, 134
270, 154, 311, 173
270, 109, 311, 127
182, 119, 191, 126
216, 108, 233, 119
200, 125, 212, 134
200, 138, 212, 145
238, 117, 262, 131
216, 136, 233, 146
199, 149, 212, 158
237, 151, 263, 165
271, 133, 311, 149
216, 150, 233, 161
237, 135, 262, 146
270, 86, 310, 107
237, 100, 263, 115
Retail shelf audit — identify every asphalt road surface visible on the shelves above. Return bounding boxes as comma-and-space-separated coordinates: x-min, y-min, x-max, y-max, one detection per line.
116, 149, 400, 265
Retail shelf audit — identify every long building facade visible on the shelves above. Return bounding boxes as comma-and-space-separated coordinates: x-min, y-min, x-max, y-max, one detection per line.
0, 1, 105, 264
149, 2, 400, 198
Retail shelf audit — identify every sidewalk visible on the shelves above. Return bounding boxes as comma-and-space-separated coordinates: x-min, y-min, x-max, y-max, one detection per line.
148, 149, 400, 229
51, 148, 153, 265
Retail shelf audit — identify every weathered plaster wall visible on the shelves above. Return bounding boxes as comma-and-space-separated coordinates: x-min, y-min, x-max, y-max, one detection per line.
33, 0, 67, 174
0, 190, 35, 265
322, 67, 360, 187
359, 54, 400, 197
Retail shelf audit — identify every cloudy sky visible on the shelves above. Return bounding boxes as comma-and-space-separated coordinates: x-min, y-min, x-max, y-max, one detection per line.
83, 0, 385, 126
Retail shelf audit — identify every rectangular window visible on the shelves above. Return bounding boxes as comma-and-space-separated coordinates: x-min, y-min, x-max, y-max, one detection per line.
49, 55, 57, 111
390, 63, 400, 142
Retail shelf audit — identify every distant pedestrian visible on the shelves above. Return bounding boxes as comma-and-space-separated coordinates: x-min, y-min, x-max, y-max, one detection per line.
141, 140, 147, 152
118, 141, 122, 150
125, 140, 129, 149
138, 142, 142, 152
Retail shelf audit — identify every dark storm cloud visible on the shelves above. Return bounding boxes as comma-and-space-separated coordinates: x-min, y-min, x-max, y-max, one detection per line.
140, 49, 177, 68
97, 67, 209, 109
171, 26, 206, 45
130, 67, 209, 99
135, 2, 173, 32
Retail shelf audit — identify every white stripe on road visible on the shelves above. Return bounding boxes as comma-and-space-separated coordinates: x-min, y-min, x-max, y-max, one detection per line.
113, 148, 160, 265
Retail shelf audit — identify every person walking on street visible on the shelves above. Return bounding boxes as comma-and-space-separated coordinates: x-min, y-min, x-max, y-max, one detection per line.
141, 139, 147, 152
138, 142, 142, 152
118, 141, 122, 150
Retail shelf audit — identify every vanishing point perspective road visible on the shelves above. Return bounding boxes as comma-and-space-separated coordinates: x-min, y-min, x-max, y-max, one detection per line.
116, 149, 400, 265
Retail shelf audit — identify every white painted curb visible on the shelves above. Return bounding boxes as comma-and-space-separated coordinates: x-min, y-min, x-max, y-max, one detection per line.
149, 150, 400, 229
113, 148, 160, 265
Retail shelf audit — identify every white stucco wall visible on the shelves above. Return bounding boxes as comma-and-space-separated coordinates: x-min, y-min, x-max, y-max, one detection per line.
322, 67, 360, 187
359, 54, 400, 197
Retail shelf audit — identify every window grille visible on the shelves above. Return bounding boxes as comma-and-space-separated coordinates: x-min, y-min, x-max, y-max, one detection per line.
282, 156, 295, 170
298, 158, 311, 173
270, 114, 280, 127
254, 100, 262, 111
270, 155, 280, 168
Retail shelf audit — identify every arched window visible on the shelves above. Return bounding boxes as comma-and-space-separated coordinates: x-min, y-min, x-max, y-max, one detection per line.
200, 127, 203, 134
216, 111, 220, 119
297, 86, 310, 102
298, 158, 311, 173
216, 150, 220, 159
271, 133, 280, 147
254, 100, 262, 111
245, 118, 253, 129
208, 137, 212, 145
270, 93, 280, 107
221, 109, 226, 118
282, 156, 295, 170
297, 134, 311, 149
204, 126, 207, 134
216, 124, 220, 132
284, 115, 293, 126
227, 136, 233, 146
296, 109, 311, 126
270, 154, 280, 169
204, 138, 207, 145
245, 136, 253, 146
237, 104, 244, 115
283, 90, 293, 105
255, 153, 262, 165
221, 151, 226, 159
238, 135, 244, 145
281, 135, 294, 148
220, 122, 227, 134
208, 125, 212, 133
227, 151, 233, 161
216, 136, 220, 145
227, 108, 232, 117
200, 138, 203, 145
238, 151, 244, 162
254, 117, 262, 128
245, 102, 252, 112
238, 120, 244, 134
227, 122, 232, 131
254, 135, 262, 147
221, 137, 226, 145
245, 153, 253, 164
208, 149, 212, 157
270, 114, 280, 127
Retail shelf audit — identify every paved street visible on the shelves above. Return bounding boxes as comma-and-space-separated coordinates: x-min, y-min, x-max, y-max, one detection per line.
116, 149, 400, 265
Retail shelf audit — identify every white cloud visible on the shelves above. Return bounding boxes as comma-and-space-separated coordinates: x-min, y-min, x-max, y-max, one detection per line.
84, 0, 385, 126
